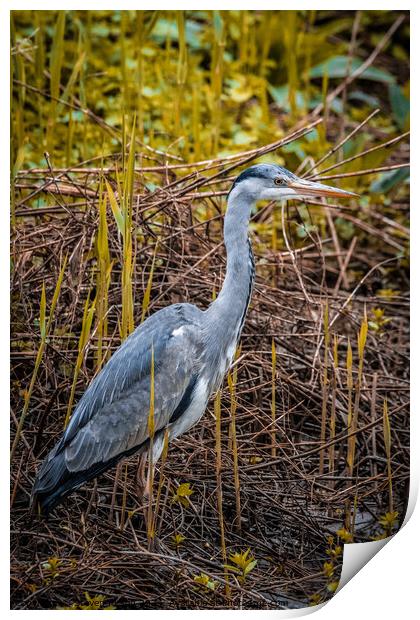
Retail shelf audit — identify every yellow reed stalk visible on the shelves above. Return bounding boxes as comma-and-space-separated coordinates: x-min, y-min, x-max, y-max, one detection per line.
175, 11, 188, 138
135, 11, 145, 143
192, 78, 201, 161
239, 11, 248, 65
228, 352, 241, 532
383, 397, 394, 514
321, 71, 329, 139
106, 117, 136, 341
56, 52, 85, 118
40, 283, 46, 340
120, 463, 128, 530
214, 390, 230, 597
210, 12, 225, 154
271, 338, 277, 459
47, 12, 65, 152
358, 311, 368, 360
120, 12, 128, 111
345, 337, 353, 529
346, 338, 353, 474
121, 118, 136, 339
11, 18, 25, 160
328, 335, 338, 479
95, 184, 112, 369
319, 303, 330, 475
347, 314, 368, 474
65, 108, 74, 168
34, 12, 45, 90
282, 11, 298, 119
34, 12, 45, 134
258, 12, 273, 123
152, 429, 170, 537
11, 257, 67, 459
134, 11, 159, 143
303, 10, 317, 113
64, 293, 96, 428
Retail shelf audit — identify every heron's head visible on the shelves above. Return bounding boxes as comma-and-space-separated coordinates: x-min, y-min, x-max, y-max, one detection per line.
230, 164, 357, 201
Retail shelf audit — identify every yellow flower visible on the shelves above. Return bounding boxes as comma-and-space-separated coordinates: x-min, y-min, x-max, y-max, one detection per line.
323, 561, 334, 579
171, 533, 186, 548
336, 528, 353, 543
172, 482, 193, 507
327, 580, 339, 593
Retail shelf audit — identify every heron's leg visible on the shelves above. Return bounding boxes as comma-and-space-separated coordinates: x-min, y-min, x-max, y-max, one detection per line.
135, 451, 148, 502
142, 432, 166, 501
144, 463, 154, 502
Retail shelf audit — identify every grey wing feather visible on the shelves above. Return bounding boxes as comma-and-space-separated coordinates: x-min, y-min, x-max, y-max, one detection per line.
54, 303, 203, 473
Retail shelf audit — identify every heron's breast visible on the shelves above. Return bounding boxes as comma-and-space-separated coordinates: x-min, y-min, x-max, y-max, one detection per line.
220, 337, 239, 379
170, 376, 209, 438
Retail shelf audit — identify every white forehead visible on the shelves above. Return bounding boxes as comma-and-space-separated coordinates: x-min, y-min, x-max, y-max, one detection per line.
228, 177, 269, 200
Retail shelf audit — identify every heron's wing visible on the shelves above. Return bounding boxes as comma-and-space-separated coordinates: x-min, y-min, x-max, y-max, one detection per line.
57, 304, 204, 472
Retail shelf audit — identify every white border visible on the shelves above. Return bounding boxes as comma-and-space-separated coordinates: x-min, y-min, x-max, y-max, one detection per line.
3, 3, 417, 618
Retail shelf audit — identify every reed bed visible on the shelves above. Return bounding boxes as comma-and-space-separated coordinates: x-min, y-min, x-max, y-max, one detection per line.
11, 118, 409, 609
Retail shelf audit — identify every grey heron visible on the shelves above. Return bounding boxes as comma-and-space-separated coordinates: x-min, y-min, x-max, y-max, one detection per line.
31, 163, 356, 514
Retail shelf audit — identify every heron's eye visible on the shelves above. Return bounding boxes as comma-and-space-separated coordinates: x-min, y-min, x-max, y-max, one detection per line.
274, 178, 287, 186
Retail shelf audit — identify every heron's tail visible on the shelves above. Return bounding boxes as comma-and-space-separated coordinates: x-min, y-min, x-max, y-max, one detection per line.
30, 443, 94, 515
31, 442, 148, 515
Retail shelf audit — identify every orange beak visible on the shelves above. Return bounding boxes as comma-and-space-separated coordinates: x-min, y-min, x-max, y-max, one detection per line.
288, 179, 358, 199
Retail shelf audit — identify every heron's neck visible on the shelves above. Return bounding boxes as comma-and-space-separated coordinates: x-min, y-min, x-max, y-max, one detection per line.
206, 188, 255, 338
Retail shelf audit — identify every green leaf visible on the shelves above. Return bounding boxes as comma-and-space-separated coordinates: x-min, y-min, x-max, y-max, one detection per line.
388, 84, 409, 130
370, 168, 410, 194
268, 84, 306, 112
310, 56, 395, 84
282, 141, 306, 161
348, 90, 380, 108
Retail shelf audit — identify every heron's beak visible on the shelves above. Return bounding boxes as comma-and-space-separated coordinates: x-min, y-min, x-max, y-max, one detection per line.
289, 178, 358, 199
